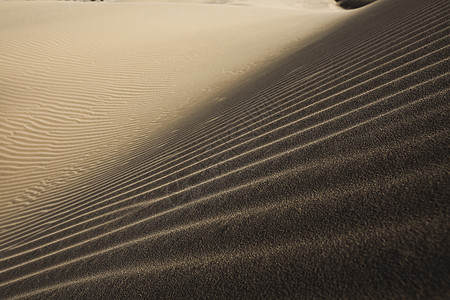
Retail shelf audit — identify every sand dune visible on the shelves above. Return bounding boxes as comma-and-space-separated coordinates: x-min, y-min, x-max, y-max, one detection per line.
0, 0, 449, 298
0, 0, 346, 208
336, 0, 377, 9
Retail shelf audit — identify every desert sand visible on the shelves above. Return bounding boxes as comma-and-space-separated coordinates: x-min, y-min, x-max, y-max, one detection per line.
0, 0, 346, 208
0, 0, 448, 298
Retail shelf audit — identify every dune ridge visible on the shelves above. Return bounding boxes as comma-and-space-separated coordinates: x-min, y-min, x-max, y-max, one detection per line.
0, 0, 449, 298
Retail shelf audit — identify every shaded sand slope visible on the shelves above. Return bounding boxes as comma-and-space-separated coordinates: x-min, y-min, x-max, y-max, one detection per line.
0, 1, 346, 208
0, 0, 449, 298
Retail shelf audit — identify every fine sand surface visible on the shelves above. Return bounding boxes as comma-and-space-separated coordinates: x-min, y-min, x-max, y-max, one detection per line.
0, 0, 449, 298
0, 0, 346, 208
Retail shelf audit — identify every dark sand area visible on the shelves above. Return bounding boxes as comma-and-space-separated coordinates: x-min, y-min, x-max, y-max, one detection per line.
336, 0, 377, 9
0, 0, 449, 298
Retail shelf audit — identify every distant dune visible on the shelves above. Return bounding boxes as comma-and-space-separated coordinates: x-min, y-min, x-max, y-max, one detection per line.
335, 0, 377, 9
0, 0, 449, 298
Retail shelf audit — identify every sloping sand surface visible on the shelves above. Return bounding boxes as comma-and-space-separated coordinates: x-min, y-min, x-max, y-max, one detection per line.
0, 0, 346, 207
0, 0, 449, 298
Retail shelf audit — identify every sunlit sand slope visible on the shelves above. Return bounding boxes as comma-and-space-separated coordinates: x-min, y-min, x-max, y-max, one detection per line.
0, 1, 345, 207
0, 0, 449, 298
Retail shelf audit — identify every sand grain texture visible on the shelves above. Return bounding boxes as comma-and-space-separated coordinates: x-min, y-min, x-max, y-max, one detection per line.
0, 0, 449, 298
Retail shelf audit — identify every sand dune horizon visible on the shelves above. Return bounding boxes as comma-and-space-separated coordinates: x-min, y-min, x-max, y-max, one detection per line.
0, 0, 448, 298
335, 0, 377, 9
